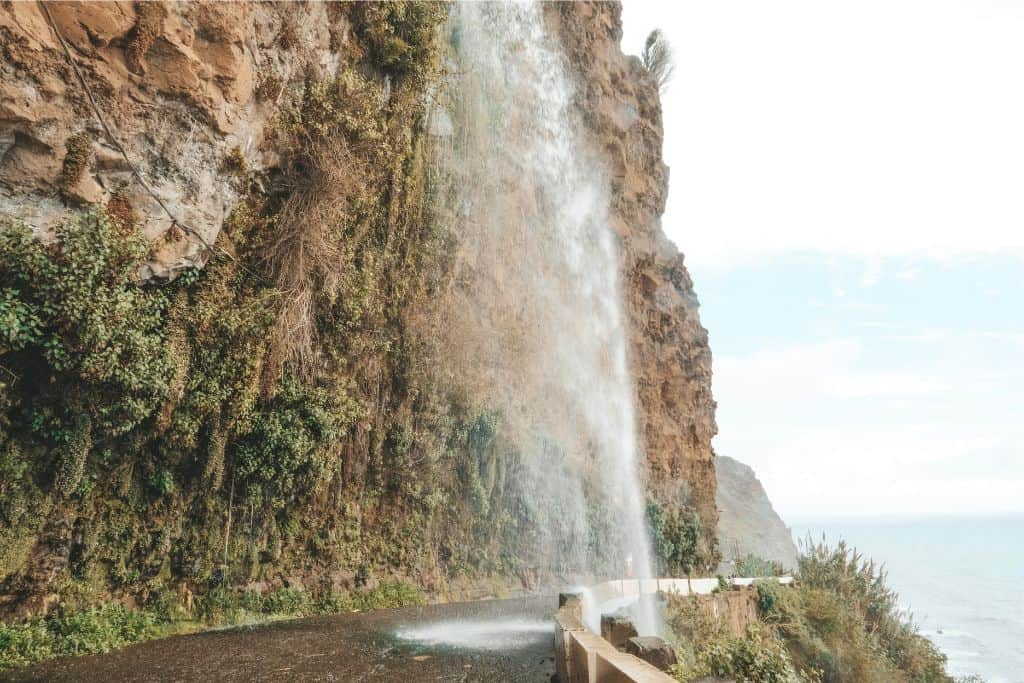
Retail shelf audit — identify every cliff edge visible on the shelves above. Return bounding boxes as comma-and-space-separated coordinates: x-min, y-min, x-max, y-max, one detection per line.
715, 455, 798, 570
550, 2, 719, 565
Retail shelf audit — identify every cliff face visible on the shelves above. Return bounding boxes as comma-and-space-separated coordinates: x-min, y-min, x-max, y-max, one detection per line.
0, 1, 348, 279
716, 456, 798, 570
0, 1, 719, 617
548, 3, 719, 561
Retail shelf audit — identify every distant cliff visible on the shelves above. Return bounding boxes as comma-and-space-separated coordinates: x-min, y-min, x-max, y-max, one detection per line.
715, 455, 798, 570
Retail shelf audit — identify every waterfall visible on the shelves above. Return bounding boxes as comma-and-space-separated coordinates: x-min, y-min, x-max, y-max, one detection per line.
440, 2, 660, 634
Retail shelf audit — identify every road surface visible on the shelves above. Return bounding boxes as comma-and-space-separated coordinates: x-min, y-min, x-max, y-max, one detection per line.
4, 596, 557, 682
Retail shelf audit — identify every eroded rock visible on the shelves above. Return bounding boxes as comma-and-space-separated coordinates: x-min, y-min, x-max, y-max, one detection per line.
0, 1, 340, 280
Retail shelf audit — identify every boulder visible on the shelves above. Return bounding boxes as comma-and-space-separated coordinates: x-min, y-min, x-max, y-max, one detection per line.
600, 612, 637, 650
624, 636, 678, 671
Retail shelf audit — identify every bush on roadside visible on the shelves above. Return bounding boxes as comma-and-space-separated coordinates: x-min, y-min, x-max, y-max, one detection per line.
0, 580, 427, 671
736, 553, 786, 577
665, 539, 953, 683
0, 604, 160, 669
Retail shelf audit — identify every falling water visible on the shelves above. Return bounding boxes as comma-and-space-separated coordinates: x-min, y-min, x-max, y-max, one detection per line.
438, 2, 659, 634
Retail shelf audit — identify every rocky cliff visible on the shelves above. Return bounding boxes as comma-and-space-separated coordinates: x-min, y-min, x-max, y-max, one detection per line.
0, 1, 344, 279
715, 455, 798, 570
548, 2, 719, 566
0, 0, 719, 618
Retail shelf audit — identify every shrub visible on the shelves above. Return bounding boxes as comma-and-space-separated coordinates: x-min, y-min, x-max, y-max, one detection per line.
0, 604, 159, 670
666, 540, 952, 683
261, 587, 311, 615
736, 553, 786, 577
695, 627, 802, 683
346, 580, 424, 611
755, 578, 780, 614
233, 374, 354, 509
148, 468, 175, 497
221, 146, 248, 177
646, 498, 702, 575
774, 539, 952, 683
0, 212, 173, 438
125, 2, 166, 74
665, 600, 802, 683
350, 2, 447, 81
0, 288, 42, 354
0, 619, 53, 669
59, 132, 94, 190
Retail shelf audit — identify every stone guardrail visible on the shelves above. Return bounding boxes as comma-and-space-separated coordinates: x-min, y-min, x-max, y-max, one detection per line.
554, 577, 794, 682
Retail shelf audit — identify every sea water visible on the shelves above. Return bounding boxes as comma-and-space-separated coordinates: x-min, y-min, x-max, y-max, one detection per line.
795, 516, 1024, 682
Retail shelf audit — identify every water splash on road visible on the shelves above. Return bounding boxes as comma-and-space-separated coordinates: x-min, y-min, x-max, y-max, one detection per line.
396, 618, 552, 651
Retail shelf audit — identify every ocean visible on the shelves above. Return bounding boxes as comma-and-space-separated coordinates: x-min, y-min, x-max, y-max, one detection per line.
793, 516, 1024, 683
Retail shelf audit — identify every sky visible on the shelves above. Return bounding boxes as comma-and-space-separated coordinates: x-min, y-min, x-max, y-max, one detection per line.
620, 0, 1024, 521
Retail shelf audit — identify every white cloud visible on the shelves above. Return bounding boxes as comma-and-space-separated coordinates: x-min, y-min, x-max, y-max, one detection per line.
617, 2, 1024, 521
711, 338, 1024, 519
714, 339, 951, 400
858, 258, 883, 289
621, 0, 1024, 268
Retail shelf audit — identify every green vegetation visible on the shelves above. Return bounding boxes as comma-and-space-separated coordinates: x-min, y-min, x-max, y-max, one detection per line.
59, 132, 94, 191
0, 2, 459, 664
0, 6, 636, 670
0, 581, 423, 670
351, 2, 446, 81
737, 552, 786, 577
0, 603, 160, 670
647, 498, 712, 575
770, 539, 950, 682
667, 593, 802, 682
666, 540, 952, 683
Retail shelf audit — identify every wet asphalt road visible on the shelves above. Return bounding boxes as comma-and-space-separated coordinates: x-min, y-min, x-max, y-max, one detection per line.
5, 596, 557, 682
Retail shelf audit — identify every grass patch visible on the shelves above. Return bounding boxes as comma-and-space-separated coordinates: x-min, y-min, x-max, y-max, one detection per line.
0, 581, 425, 671
0, 603, 169, 670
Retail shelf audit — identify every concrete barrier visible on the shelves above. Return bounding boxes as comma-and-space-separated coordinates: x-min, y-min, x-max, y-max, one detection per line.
556, 600, 674, 682
554, 576, 793, 682
555, 598, 587, 683
584, 576, 790, 603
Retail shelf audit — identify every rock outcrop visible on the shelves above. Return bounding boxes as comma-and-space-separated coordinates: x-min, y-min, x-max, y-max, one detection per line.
1, 1, 340, 278
548, 3, 719, 561
715, 455, 799, 570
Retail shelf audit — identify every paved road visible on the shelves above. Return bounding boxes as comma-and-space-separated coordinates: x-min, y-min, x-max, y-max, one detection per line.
4, 596, 557, 683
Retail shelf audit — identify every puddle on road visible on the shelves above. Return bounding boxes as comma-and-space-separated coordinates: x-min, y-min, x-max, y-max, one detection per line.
395, 618, 552, 651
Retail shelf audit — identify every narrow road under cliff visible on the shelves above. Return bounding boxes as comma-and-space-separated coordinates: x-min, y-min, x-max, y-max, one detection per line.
5, 596, 557, 683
